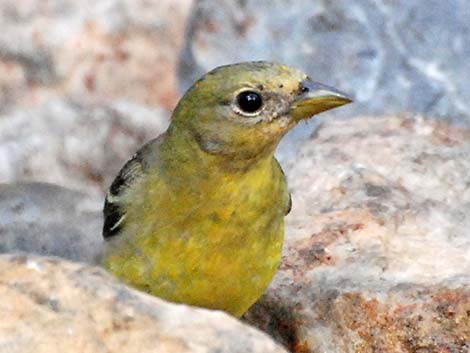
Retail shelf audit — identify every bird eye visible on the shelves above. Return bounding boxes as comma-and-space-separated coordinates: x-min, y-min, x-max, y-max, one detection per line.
236, 91, 263, 114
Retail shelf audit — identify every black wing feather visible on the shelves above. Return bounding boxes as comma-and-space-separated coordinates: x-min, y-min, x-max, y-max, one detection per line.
103, 198, 126, 239
285, 191, 292, 215
103, 137, 160, 239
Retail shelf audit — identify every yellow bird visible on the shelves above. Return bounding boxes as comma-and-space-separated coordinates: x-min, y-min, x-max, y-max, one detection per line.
102, 61, 351, 317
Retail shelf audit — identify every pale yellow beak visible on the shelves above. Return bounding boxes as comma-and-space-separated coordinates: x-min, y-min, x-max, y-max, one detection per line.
290, 79, 353, 121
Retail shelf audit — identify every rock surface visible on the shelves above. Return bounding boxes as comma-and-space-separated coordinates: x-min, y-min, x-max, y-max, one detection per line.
0, 99, 168, 198
2, 115, 469, 352
0, 0, 192, 111
181, 0, 470, 127
0, 183, 102, 264
0, 0, 190, 197
244, 115, 470, 352
0, 253, 287, 353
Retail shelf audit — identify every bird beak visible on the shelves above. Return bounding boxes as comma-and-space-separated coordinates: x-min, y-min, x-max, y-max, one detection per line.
289, 79, 353, 121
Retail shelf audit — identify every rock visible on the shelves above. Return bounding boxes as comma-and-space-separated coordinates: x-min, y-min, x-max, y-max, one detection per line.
180, 0, 470, 128
0, 253, 287, 353
0, 183, 102, 264
2, 113, 469, 351
0, 0, 186, 199
0, 0, 192, 111
243, 115, 470, 352
0, 99, 169, 197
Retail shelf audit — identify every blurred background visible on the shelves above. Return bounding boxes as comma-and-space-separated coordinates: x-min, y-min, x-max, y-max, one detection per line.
0, 0, 469, 199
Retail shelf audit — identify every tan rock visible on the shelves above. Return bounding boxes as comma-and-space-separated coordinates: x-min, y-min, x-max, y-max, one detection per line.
0, 0, 192, 110
2, 112, 470, 352
244, 115, 470, 353
0, 253, 287, 353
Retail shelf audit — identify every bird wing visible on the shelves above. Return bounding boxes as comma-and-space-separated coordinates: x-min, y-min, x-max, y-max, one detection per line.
274, 158, 292, 215
285, 189, 292, 215
103, 136, 162, 239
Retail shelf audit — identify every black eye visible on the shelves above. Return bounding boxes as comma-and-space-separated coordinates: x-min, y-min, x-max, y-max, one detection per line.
236, 91, 263, 113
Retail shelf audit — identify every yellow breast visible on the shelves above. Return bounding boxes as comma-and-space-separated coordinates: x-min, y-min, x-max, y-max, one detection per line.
103, 157, 288, 317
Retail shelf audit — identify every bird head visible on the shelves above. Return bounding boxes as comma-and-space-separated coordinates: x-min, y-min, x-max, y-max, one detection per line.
170, 61, 352, 165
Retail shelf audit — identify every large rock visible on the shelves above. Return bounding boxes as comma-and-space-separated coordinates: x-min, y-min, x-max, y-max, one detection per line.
2, 116, 469, 353
0, 99, 168, 197
0, 183, 102, 264
0, 253, 287, 353
180, 0, 470, 128
0, 0, 192, 111
0, 0, 189, 196
244, 115, 470, 352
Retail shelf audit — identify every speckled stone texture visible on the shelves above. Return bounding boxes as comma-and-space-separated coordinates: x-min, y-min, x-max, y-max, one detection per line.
0, 0, 189, 198
243, 115, 470, 352
0, 0, 192, 111
0, 99, 168, 197
181, 0, 470, 128
0, 254, 287, 353
1, 115, 468, 352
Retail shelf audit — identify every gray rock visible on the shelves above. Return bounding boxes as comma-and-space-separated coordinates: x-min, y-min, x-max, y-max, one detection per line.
0, 253, 287, 353
243, 115, 470, 352
0, 183, 102, 264
0, 99, 169, 198
2, 114, 470, 352
180, 0, 470, 128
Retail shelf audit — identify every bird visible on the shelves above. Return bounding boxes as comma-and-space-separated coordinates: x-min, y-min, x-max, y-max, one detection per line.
102, 61, 351, 317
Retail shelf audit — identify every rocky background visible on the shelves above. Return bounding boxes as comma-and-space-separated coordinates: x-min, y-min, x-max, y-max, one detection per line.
1, 1, 470, 353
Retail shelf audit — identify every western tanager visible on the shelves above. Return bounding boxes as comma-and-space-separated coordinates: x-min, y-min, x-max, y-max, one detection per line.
102, 61, 351, 317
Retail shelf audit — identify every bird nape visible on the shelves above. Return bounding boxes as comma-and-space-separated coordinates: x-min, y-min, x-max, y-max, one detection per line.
102, 61, 352, 317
